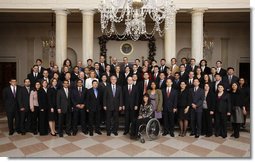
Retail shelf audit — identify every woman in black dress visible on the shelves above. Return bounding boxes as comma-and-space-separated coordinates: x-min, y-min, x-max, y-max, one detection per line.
201, 83, 215, 137
37, 80, 49, 136
177, 81, 191, 137
230, 82, 247, 138
47, 78, 58, 136
215, 84, 231, 138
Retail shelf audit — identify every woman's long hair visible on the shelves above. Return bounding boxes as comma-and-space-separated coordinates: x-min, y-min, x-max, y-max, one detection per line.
142, 94, 151, 106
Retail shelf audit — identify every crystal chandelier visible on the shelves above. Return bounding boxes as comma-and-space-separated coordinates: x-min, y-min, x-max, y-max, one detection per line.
98, 0, 177, 41
42, 13, 55, 57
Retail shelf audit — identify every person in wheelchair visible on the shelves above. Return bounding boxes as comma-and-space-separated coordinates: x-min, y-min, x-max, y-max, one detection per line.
130, 94, 153, 139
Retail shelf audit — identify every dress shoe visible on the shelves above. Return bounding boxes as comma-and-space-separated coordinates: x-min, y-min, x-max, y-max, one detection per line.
50, 132, 57, 136
190, 133, 195, 136
195, 135, 200, 138
95, 130, 102, 135
21, 132, 26, 135
113, 132, 118, 136
82, 131, 88, 135
230, 133, 235, 137
205, 134, 212, 137
89, 132, 94, 136
170, 132, 175, 137
107, 133, 111, 136
123, 131, 129, 135
9, 131, 14, 136
162, 132, 168, 136
16, 131, 21, 134
66, 132, 71, 136
59, 134, 63, 137
33, 131, 38, 135
72, 132, 77, 136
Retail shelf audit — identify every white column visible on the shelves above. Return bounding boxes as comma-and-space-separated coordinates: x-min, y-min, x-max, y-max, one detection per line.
55, 9, 68, 69
191, 8, 206, 63
164, 11, 177, 64
82, 10, 94, 64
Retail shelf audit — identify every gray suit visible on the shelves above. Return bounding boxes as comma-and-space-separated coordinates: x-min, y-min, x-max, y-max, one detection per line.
189, 87, 205, 135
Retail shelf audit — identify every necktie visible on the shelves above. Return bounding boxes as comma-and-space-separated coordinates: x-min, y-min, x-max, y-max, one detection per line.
154, 73, 157, 80
13, 86, 16, 98
144, 81, 148, 94
27, 87, 30, 93
35, 73, 37, 78
79, 87, 82, 96
112, 85, 116, 97
160, 80, 163, 88
167, 88, 170, 97
189, 79, 192, 85
65, 88, 68, 98
94, 89, 98, 98
229, 75, 232, 84
194, 87, 197, 92
128, 85, 132, 94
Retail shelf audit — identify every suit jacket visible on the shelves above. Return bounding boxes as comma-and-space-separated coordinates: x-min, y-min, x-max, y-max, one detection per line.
17, 86, 31, 111
37, 88, 48, 111
215, 92, 231, 113
99, 63, 106, 73
86, 88, 103, 112
71, 87, 86, 109
122, 84, 139, 109
48, 87, 57, 109
103, 85, 123, 111
223, 75, 239, 91
71, 72, 79, 82
217, 68, 227, 77
177, 89, 192, 108
162, 87, 178, 112
204, 90, 215, 111
212, 80, 227, 93
57, 88, 72, 113
95, 69, 103, 81
2, 86, 20, 113
172, 79, 180, 90
110, 64, 117, 74
27, 72, 42, 88
201, 66, 211, 75
152, 72, 160, 82
189, 87, 205, 112
157, 79, 166, 89
188, 65, 198, 73
114, 72, 125, 87
159, 65, 168, 75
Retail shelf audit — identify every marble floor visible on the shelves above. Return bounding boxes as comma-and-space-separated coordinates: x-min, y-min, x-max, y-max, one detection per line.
0, 117, 251, 158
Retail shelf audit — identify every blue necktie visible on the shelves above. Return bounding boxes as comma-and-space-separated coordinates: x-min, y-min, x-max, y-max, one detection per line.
112, 85, 116, 97
94, 89, 98, 98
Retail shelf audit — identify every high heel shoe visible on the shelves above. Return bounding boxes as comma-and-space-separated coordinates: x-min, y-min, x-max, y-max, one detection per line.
50, 132, 56, 136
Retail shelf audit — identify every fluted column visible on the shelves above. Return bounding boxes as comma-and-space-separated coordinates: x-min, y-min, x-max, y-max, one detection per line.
191, 8, 206, 63
164, 10, 177, 64
55, 9, 68, 68
82, 10, 94, 63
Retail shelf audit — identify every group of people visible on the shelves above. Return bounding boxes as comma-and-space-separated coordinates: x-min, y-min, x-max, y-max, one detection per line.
2, 56, 250, 139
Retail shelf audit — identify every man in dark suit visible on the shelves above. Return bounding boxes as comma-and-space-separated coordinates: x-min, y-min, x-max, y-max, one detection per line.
159, 59, 168, 75
224, 67, 239, 92
121, 57, 132, 73
110, 57, 118, 74
71, 66, 80, 82
40, 69, 51, 85
17, 78, 31, 135
162, 78, 178, 137
103, 75, 123, 136
2, 79, 20, 135
152, 66, 160, 82
27, 65, 42, 88
86, 80, 103, 136
123, 76, 139, 135
99, 55, 106, 73
187, 71, 195, 89
57, 80, 72, 137
94, 62, 102, 81
212, 74, 226, 93
216, 60, 227, 77
172, 72, 181, 90
71, 79, 87, 136
135, 59, 143, 74
179, 64, 189, 81
199, 59, 211, 75
36, 59, 46, 75
132, 64, 141, 82
77, 61, 84, 72
63, 72, 75, 89
189, 79, 205, 138
188, 58, 198, 73
137, 72, 152, 106
157, 72, 166, 89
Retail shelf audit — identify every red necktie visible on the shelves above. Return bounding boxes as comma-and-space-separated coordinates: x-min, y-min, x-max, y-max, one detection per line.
128, 86, 132, 94
167, 88, 170, 97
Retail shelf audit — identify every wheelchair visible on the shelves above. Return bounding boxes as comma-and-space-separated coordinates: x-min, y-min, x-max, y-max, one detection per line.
137, 118, 161, 143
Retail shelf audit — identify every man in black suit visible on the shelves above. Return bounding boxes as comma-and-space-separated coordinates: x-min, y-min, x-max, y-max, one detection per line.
212, 74, 226, 93
103, 75, 123, 136
179, 64, 188, 81
110, 57, 118, 74
157, 72, 166, 89
132, 64, 141, 81
162, 78, 178, 137
121, 57, 132, 73
152, 66, 160, 82
180, 57, 191, 73
36, 59, 46, 75
86, 80, 103, 136
224, 67, 239, 92
188, 58, 198, 73
2, 79, 20, 135
159, 58, 168, 75
71, 66, 80, 82
172, 72, 181, 90
123, 76, 139, 135
99, 55, 106, 73
94, 62, 103, 81
41, 69, 51, 85
57, 80, 72, 137
216, 60, 227, 77
189, 79, 205, 138
138, 72, 152, 106
135, 59, 142, 74
199, 59, 211, 75
187, 71, 195, 89
63, 72, 75, 89
17, 78, 31, 135
71, 79, 87, 136
27, 65, 42, 88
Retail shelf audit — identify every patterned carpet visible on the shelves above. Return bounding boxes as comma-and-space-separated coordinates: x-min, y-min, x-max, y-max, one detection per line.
0, 117, 251, 157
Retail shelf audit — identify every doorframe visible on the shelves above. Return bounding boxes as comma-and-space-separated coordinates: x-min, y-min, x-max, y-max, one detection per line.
0, 56, 19, 83
236, 56, 250, 77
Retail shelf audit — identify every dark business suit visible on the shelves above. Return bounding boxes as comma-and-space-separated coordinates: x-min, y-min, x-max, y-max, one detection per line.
189, 87, 205, 136
71, 86, 87, 133
2, 86, 20, 134
179, 71, 188, 82
47, 87, 57, 121
17, 86, 31, 133
98, 82, 110, 123
201, 66, 211, 75
123, 84, 139, 133
138, 80, 152, 106
162, 87, 178, 134
172, 79, 180, 90
57, 88, 72, 135
159, 65, 168, 75
223, 75, 239, 91
157, 79, 166, 90
37, 88, 49, 135
27, 72, 42, 88
114, 73, 125, 87
103, 84, 123, 134
86, 88, 103, 132
201, 90, 215, 136
110, 64, 117, 74
216, 68, 227, 77
215, 92, 231, 138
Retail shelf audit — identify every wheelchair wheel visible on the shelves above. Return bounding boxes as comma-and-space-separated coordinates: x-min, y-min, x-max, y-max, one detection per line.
146, 118, 160, 140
